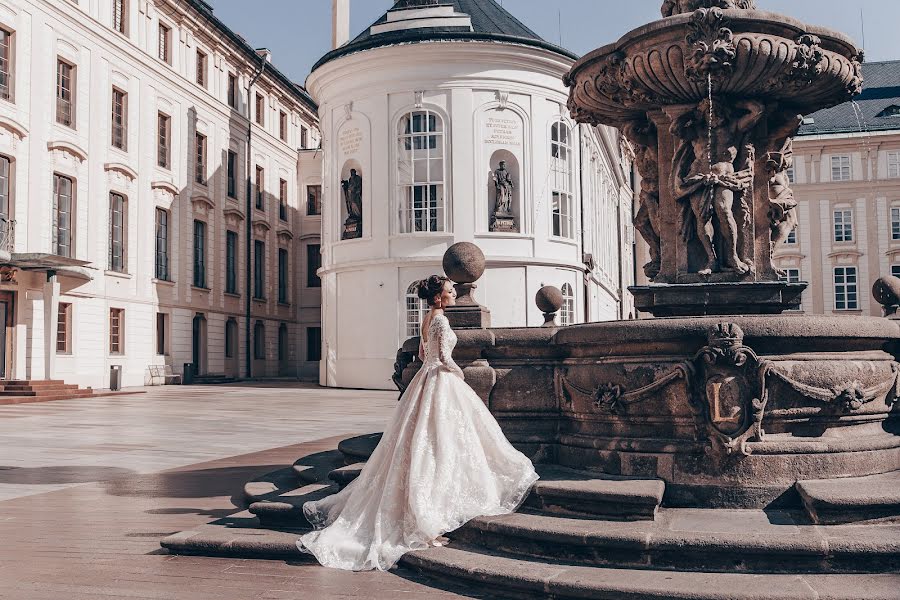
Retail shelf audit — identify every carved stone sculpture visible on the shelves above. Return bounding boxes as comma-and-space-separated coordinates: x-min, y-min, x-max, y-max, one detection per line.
490, 161, 517, 233
765, 111, 803, 261
671, 98, 763, 276
340, 169, 363, 240
662, 0, 756, 16
624, 120, 661, 279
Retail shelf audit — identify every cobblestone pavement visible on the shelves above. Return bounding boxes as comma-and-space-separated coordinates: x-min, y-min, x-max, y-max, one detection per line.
0, 384, 486, 600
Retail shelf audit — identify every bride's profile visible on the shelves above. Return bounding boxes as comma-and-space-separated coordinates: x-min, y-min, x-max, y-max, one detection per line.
297, 274, 539, 571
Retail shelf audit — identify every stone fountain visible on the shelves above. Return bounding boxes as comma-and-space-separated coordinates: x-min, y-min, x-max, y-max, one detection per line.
162, 3, 899, 596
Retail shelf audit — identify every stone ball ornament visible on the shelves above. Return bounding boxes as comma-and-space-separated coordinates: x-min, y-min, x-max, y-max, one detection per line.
442, 242, 486, 284
535, 286, 564, 314
872, 275, 900, 316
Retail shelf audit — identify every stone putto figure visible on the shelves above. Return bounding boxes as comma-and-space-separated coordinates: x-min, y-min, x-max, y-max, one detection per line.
671, 97, 764, 275
493, 161, 514, 216
623, 120, 662, 279
765, 112, 804, 262
661, 0, 756, 17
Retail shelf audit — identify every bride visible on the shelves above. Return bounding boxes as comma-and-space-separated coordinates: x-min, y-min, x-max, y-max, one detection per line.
297, 275, 539, 571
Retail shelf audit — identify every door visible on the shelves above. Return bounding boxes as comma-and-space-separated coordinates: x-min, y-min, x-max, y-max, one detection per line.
0, 291, 13, 380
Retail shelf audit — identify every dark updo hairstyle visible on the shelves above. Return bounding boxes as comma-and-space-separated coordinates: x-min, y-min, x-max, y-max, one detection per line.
416, 275, 449, 307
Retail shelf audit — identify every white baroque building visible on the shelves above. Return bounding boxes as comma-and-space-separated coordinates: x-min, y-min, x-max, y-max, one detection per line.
309, 0, 635, 390
0, 0, 320, 389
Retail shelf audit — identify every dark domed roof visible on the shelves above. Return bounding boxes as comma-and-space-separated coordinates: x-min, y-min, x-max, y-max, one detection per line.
311, 0, 577, 73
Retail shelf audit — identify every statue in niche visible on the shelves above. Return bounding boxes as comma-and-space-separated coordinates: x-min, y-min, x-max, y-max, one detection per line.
765, 111, 804, 267
661, 0, 756, 16
341, 168, 363, 240
490, 160, 517, 232
623, 120, 662, 279
671, 97, 764, 275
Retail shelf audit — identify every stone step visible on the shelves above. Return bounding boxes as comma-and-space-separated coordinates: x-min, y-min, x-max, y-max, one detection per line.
337, 432, 381, 465
0, 383, 79, 391
1, 379, 66, 386
797, 471, 900, 525
401, 543, 900, 600
161, 523, 307, 560
328, 463, 364, 488
0, 387, 87, 397
248, 482, 339, 527
243, 467, 301, 505
526, 465, 664, 520
291, 449, 346, 485
0, 391, 94, 405
449, 509, 900, 574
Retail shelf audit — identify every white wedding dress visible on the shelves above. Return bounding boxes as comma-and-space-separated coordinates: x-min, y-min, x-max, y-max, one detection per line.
297, 313, 539, 571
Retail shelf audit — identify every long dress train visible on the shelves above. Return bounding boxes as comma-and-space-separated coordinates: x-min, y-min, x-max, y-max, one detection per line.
297, 314, 539, 571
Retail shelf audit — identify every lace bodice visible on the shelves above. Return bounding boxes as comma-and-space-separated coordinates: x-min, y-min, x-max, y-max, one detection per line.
419, 314, 461, 374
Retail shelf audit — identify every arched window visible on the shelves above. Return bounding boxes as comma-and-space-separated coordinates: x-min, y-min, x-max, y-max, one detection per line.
398, 109, 445, 233
253, 320, 266, 360
560, 283, 575, 326
550, 120, 574, 239
405, 282, 428, 338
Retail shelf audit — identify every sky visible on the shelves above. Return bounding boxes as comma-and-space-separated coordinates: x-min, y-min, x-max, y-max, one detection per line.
207, 0, 900, 86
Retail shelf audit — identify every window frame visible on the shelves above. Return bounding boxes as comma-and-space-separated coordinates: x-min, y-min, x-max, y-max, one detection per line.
195, 132, 207, 185
193, 219, 207, 289
227, 72, 238, 109
56, 302, 72, 354
551, 120, 575, 240
226, 230, 238, 294
306, 184, 322, 216
158, 22, 171, 64
279, 178, 288, 221
779, 268, 803, 311
888, 152, 900, 179
155, 312, 168, 356
397, 108, 447, 234
560, 283, 575, 325
56, 58, 75, 129
306, 326, 322, 362
277, 247, 289, 304
253, 239, 265, 299
892, 207, 900, 241
155, 207, 170, 281
108, 192, 127, 273
785, 226, 798, 245
306, 243, 321, 288
279, 110, 288, 142
255, 92, 265, 126
111, 87, 127, 151
0, 27, 14, 102
405, 282, 428, 338
157, 112, 170, 169
0, 154, 11, 226
253, 321, 265, 360
833, 208, 853, 243
195, 48, 207, 88
112, 0, 127, 36
255, 165, 264, 210
52, 173, 74, 258
831, 155, 851, 182
227, 150, 238, 198
833, 266, 859, 311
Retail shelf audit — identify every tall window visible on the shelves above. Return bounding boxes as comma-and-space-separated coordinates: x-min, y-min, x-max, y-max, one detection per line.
786, 227, 797, 245
225, 318, 237, 358
398, 110, 445, 233
56, 59, 75, 128
155, 208, 169, 280
0, 28, 11, 101
0, 155, 10, 226
831, 155, 851, 181
157, 112, 170, 169
551, 121, 574, 238
158, 23, 170, 64
254, 321, 265, 360
227, 73, 238, 109
307, 185, 322, 216
300, 126, 308, 149
193, 220, 206, 288
279, 178, 288, 221
109, 308, 124, 354
53, 174, 74, 257
227, 150, 237, 198
279, 111, 288, 142
108, 193, 126, 272
560, 283, 575, 325
156, 313, 168, 355
255, 165, 264, 210
255, 92, 265, 126
307, 244, 321, 288
834, 266, 858, 310
405, 282, 427, 338
195, 132, 206, 185
278, 248, 288, 304
57, 303, 72, 354
833, 209, 853, 242
307, 326, 322, 362
887, 152, 900, 179
892, 207, 900, 241
893, 265, 900, 279
111, 88, 127, 150
226, 231, 238, 294
278, 323, 288, 361
196, 49, 207, 87
253, 240, 265, 299
779, 268, 802, 310
112, 0, 126, 35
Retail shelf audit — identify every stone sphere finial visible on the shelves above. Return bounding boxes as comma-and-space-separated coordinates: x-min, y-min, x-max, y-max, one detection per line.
536, 286, 563, 327
443, 242, 486, 284
873, 276, 900, 317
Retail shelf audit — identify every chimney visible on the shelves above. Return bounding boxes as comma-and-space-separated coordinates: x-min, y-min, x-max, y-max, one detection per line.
255, 48, 272, 63
332, 0, 350, 50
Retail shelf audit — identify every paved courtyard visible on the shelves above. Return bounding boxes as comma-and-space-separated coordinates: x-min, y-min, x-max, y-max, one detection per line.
0, 384, 486, 599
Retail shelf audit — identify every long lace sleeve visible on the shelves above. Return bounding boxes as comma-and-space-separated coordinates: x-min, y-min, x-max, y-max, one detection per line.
435, 316, 464, 379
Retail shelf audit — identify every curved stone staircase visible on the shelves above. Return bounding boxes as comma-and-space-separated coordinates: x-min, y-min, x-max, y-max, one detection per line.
161, 433, 900, 599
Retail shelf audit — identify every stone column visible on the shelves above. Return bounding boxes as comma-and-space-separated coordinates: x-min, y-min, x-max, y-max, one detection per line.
42, 272, 60, 381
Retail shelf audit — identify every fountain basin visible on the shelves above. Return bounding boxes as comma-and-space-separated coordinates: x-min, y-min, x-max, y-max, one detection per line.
396, 315, 900, 507
565, 9, 862, 128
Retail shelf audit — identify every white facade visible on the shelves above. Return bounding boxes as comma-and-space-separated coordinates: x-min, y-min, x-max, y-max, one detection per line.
308, 12, 634, 390
0, 0, 320, 389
